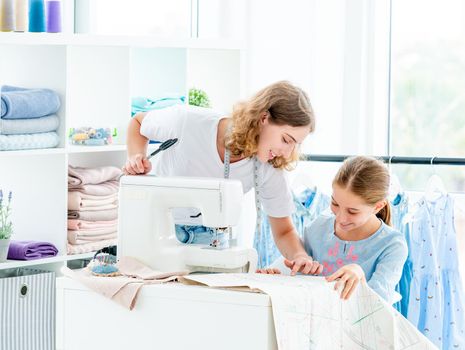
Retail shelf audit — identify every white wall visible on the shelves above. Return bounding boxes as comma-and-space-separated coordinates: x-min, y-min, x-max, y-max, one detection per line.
243, 0, 391, 194
245, 1, 344, 155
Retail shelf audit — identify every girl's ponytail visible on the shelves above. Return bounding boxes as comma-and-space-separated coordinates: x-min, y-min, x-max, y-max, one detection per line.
376, 201, 392, 226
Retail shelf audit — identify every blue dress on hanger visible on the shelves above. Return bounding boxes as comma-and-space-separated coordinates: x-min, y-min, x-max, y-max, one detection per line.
436, 195, 465, 349
406, 194, 465, 349
254, 187, 330, 268
391, 192, 413, 316
391, 192, 409, 232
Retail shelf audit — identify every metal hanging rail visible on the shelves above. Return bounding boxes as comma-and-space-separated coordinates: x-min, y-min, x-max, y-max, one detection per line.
300, 154, 465, 166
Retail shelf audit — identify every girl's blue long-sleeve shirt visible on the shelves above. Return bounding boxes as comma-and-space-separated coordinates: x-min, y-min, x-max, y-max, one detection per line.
303, 214, 408, 304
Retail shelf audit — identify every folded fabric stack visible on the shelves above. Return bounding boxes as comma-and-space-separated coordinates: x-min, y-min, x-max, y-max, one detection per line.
0, 85, 61, 150
67, 165, 122, 254
131, 95, 185, 117
131, 95, 185, 144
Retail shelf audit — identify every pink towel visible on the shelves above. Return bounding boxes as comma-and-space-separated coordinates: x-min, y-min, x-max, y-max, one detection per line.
67, 231, 117, 245
67, 239, 118, 255
68, 165, 122, 187
67, 208, 118, 221
68, 219, 118, 231
67, 227, 117, 238
75, 192, 118, 201
68, 191, 118, 211
61, 256, 189, 310
77, 203, 118, 212
68, 180, 119, 196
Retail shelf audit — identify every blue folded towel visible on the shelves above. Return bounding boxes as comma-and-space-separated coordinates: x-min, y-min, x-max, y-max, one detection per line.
131, 95, 185, 116
0, 114, 59, 135
1, 85, 61, 119
0, 131, 59, 150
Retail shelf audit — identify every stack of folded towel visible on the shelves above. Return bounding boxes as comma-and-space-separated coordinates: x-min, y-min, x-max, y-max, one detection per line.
0, 85, 61, 150
67, 165, 122, 254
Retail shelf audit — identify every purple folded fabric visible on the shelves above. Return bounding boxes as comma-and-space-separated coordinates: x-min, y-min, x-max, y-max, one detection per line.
7, 240, 58, 260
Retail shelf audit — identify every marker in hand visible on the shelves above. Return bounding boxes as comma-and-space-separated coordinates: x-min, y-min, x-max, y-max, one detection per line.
147, 138, 178, 160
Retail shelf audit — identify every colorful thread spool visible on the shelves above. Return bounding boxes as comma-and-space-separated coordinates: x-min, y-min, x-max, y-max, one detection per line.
28, 0, 46, 32
14, 0, 29, 32
0, 0, 15, 32
46, 0, 61, 33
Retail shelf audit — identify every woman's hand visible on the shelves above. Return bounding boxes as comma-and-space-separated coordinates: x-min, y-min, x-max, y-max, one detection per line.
325, 264, 365, 300
122, 153, 152, 175
256, 268, 282, 274
284, 254, 323, 276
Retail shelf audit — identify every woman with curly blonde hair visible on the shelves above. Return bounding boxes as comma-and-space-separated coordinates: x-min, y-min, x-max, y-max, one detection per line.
124, 81, 322, 275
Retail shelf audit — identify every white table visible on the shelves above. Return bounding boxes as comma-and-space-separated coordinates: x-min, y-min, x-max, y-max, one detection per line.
56, 277, 277, 350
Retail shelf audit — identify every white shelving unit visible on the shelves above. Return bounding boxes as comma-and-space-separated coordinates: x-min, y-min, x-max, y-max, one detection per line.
1, 252, 95, 270
0, 32, 245, 271
0, 32, 245, 49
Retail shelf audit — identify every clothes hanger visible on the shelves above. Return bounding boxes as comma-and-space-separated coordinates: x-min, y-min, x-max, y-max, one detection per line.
291, 163, 316, 194
424, 157, 447, 202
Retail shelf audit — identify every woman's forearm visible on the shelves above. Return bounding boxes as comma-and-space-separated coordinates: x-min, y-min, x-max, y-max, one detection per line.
274, 229, 308, 260
127, 113, 149, 157
269, 216, 309, 260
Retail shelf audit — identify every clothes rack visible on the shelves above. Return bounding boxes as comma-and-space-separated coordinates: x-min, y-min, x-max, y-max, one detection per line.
300, 154, 465, 165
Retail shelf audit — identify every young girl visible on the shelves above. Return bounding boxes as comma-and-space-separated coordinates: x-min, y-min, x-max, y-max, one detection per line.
261, 156, 408, 304
123, 81, 321, 275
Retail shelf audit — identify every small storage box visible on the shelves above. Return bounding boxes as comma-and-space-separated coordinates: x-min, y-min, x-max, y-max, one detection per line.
0, 268, 55, 350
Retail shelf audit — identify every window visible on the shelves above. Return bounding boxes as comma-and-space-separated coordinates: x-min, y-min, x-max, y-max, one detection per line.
391, 0, 465, 160
390, 0, 465, 174
390, 0, 465, 277
75, 0, 192, 37
74, 0, 246, 39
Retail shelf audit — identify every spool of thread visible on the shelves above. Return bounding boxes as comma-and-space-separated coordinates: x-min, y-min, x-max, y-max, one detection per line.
1, 0, 15, 32
46, 0, 61, 33
15, 0, 29, 32
29, 0, 46, 32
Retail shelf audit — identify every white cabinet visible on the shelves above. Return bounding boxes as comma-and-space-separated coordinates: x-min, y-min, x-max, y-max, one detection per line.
0, 32, 244, 271
57, 278, 277, 350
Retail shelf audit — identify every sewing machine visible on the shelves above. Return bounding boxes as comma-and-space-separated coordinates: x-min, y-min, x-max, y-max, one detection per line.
117, 175, 258, 273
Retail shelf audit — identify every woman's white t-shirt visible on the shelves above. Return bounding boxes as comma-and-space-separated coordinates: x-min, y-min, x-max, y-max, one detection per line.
140, 104, 295, 225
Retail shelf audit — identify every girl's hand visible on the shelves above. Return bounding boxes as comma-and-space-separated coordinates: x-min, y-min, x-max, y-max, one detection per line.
325, 264, 365, 300
123, 153, 152, 175
284, 254, 324, 276
256, 268, 282, 274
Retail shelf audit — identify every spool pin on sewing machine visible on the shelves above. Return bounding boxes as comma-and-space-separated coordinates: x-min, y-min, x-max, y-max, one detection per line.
118, 176, 257, 273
